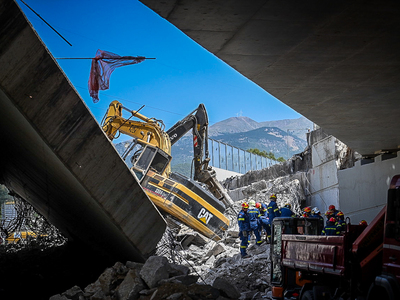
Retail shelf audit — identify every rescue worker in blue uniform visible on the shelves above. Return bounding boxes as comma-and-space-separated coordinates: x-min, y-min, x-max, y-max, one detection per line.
267, 194, 281, 242
325, 204, 340, 219
359, 220, 368, 226
238, 202, 251, 258
321, 217, 341, 236
247, 200, 263, 246
302, 206, 312, 218
267, 194, 281, 223
280, 203, 295, 217
336, 211, 345, 231
310, 207, 324, 220
256, 202, 270, 241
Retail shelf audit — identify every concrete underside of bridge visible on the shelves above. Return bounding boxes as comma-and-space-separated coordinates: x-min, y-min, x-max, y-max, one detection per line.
0, 0, 166, 262
141, 0, 400, 157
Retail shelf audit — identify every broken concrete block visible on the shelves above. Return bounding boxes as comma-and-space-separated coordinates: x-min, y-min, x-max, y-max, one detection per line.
188, 244, 203, 256
90, 289, 109, 300
139, 256, 170, 289
205, 244, 225, 258
63, 285, 83, 300
205, 255, 216, 267
179, 232, 208, 249
227, 230, 239, 238
83, 280, 102, 296
169, 263, 190, 277
116, 268, 146, 300
251, 180, 267, 192
212, 277, 241, 299
98, 267, 117, 295
126, 261, 144, 271
112, 261, 128, 277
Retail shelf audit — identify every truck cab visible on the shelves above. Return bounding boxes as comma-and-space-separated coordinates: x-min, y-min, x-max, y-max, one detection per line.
270, 176, 400, 300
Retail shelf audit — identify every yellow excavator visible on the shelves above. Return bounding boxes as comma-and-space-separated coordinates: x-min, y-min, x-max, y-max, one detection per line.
102, 101, 234, 240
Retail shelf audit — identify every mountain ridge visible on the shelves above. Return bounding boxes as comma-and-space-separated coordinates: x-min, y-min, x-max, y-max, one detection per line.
115, 115, 313, 177
209, 116, 312, 140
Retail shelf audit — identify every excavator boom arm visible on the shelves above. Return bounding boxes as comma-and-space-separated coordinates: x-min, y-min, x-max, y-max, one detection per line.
102, 100, 171, 154
166, 104, 208, 177
166, 104, 234, 208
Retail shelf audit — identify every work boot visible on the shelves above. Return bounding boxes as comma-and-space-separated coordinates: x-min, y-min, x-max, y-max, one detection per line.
242, 254, 251, 259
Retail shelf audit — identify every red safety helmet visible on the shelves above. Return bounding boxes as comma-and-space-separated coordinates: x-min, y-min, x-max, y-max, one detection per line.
337, 211, 344, 217
242, 202, 249, 209
359, 220, 368, 226
255, 202, 262, 209
303, 206, 311, 213
329, 217, 336, 222
329, 205, 336, 210
270, 193, 277, 199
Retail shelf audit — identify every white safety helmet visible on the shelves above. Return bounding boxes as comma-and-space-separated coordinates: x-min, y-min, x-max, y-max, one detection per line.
312, 207, 320, 214
249, 200, 256, 207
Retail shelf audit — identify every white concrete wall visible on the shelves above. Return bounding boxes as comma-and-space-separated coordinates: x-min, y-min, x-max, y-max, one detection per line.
214, 167, 242, 182
338, 152, 400, 224
309, 136, 340, 213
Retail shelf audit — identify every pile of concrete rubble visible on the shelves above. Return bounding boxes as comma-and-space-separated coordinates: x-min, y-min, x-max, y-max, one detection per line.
50, 160, 308, 300
49, 232, 272, 300
49, 201, 276, 300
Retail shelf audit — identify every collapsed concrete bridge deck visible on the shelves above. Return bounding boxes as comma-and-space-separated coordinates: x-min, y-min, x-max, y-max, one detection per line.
0, 0, 166, 262
141, 0, 400, 158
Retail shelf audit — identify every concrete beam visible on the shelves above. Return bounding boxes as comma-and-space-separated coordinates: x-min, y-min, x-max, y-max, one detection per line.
141, 0, 400, 157
0, 0, 166, 262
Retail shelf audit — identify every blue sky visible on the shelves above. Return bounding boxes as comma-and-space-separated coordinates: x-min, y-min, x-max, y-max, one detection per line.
18, 0, 301, 139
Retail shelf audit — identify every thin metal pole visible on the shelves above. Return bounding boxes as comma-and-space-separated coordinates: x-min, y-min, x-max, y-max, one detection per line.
218, 141, 221, 168
225, 143, 228, 170
211, 140, 214, 167
21, 0, 72, 46
56, 57, 156, 60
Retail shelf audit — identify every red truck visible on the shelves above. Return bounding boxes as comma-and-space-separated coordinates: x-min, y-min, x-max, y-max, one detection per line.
270, 175, 400, 300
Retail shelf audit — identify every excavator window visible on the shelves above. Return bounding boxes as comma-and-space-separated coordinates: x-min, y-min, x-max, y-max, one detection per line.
151, 150, 170, 174
135, 146, 156, 171
132, 144, 171, 178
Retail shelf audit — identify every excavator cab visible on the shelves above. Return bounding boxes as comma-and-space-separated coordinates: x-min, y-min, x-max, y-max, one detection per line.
127, 140, 172, 181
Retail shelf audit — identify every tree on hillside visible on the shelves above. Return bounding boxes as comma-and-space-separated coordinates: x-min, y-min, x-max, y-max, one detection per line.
248, 148, 286, 163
